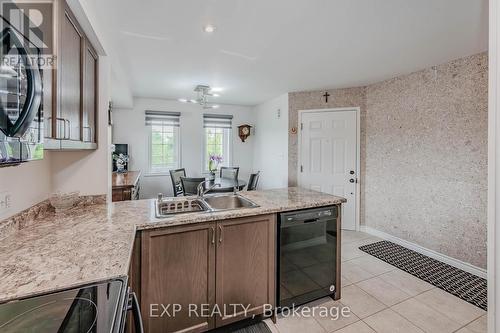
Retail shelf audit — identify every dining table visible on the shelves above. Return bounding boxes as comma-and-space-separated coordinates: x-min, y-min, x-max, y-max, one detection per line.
206, 177, 247, 193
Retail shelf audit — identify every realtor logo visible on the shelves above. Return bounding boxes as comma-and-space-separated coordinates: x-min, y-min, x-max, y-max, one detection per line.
0, 0, 53, 55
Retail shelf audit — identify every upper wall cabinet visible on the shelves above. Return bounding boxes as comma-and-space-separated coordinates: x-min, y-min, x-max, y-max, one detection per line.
59, 4, 82, 142
45, 0, 98, 150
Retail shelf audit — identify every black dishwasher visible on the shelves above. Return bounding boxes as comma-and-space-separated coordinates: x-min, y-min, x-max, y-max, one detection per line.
277, 206, 341, 308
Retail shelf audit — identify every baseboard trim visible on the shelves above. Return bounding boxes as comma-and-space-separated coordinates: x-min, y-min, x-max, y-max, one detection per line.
360, 226, 487, 279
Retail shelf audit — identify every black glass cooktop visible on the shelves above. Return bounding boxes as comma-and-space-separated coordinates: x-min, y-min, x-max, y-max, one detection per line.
0, 280, 124, 333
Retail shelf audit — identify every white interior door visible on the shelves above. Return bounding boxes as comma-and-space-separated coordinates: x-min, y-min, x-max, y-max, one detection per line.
299, 110, 358, 230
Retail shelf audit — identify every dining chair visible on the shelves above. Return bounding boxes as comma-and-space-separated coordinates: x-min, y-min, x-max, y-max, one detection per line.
220, 166, 239, 180
247, 171, 260, 191
169, 168, 186, 197
180, 177, 206, 196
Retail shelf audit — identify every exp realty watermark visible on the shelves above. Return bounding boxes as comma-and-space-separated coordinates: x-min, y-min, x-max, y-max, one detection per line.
1, 0, 56, 69
150, 303, 352, 321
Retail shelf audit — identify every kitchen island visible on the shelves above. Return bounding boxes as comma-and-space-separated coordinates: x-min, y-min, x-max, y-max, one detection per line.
0, 187, 346, 331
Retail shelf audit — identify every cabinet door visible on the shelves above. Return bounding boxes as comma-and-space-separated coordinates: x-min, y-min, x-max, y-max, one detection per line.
83, 42, 97, 143
59, 3, 82, 141
127, 234, 141, 333
215, 215, 276, 327
141, 223, 216, 333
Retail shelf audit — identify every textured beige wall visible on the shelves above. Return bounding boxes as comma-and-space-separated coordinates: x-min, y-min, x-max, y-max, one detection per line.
288, 52, 488, 268
365, 53, 487, 268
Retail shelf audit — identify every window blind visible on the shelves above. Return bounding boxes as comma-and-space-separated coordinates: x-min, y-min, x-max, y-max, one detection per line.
203, 114, 233, 129
145, 111, 181, 126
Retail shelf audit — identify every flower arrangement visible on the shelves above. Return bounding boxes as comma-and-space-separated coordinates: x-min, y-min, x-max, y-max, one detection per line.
113, 153, 129, 173
208, 154, 223, 174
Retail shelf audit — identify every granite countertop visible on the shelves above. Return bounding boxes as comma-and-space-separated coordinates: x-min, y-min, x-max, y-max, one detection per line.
0, 187, 345, 303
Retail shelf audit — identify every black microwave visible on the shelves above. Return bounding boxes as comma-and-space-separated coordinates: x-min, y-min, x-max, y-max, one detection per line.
0, 13, 43, 167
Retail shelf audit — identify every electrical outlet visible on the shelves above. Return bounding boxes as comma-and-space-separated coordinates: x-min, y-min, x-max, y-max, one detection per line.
0, 191, 12, 217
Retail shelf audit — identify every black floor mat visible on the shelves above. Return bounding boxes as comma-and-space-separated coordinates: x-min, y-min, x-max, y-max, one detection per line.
209, 320, 272, 333
229, 321, 272, 333
359, 240, 487, 311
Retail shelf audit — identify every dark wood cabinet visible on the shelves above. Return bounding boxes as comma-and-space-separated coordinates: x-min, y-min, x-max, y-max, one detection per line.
141, 223, 217, 333
137, 214, 276, 333
59, 3, 83, 142
215, 215, 276, 327
112, 171, 141, 202
127, 234, 142, 333
44, 0, 98, 150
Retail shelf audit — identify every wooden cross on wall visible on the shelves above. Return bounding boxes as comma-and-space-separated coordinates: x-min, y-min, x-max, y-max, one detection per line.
323, 92, 330, 103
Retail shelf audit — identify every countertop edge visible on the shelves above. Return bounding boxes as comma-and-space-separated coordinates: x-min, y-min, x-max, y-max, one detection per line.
0, 188, 346, 304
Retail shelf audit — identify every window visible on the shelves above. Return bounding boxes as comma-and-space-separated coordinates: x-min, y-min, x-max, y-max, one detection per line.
145, 111, 181, 174
203, 114, 233, 171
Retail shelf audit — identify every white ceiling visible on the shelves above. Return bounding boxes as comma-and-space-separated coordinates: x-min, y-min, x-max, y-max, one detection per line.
94, 0, 488, 106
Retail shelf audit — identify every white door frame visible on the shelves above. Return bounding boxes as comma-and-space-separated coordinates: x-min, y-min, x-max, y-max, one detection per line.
297, 107, 361, 231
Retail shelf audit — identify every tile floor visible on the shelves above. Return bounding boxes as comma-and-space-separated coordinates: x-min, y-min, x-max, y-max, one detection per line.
264, 230, 487, 333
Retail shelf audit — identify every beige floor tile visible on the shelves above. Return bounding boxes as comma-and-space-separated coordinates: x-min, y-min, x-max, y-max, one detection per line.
341, 244, 368, 262
378, 269, 434, 296
348, 255, 396, 276
311, 300, 360, 332
456, 328, 479, 333
340, 285, 386, 318
342, 261, 375, 283
355, 236, 383, 246
391, 298, 462, 333
341, 275, 353, 287
363, 308, 424, 333
414, 288, 485, 325
334, 320, 375, 333
341, 237, 382, 261
341, 230, 373, 244
455, 315, 487, 333
466, 315, 487, 332
275, 312, 326, 333
356, 276, 411, 306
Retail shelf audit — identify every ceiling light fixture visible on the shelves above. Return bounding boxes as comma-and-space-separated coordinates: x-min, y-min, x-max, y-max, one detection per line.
203, 25, 216, 33
178, 85, 221, 109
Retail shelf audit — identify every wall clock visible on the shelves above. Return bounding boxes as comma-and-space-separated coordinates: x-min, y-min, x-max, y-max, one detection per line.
238, 124, 252, 142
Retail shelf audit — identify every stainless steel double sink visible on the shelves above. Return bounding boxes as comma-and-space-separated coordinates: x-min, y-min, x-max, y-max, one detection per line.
155, 194, 259, 218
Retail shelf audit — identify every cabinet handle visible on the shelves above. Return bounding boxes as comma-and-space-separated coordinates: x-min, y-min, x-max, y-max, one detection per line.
218, 225, 223, 243
65, 119, 71, 139
55, 118, 66, 139
83, 126, 92, 142
211, 227, 215, 244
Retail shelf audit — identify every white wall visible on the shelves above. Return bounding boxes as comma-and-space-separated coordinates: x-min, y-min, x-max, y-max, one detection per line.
0, 157, 52, 220
50, 57, 112, 197
113, 98, 256, 198
252, 94, 289, 189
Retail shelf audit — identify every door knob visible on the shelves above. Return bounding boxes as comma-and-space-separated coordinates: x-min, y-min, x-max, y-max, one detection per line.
349, 179, 355, 183
349, 170, 355, 175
